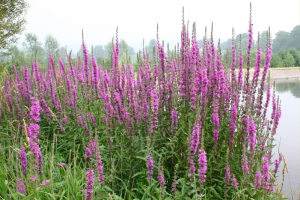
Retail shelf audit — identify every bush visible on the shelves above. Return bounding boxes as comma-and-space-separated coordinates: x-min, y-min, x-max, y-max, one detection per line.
283, 52, 296, 67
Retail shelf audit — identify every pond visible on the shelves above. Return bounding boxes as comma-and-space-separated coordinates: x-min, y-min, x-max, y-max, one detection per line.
271, 79, 300, 199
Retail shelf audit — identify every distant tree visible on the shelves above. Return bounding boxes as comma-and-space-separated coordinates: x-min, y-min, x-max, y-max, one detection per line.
11, 45, 25, 64
119, 39, 128, 61
288, 25, 300, 50
0, 45, 25, 74
235, 33, 249, 52
290, 82, 300, 98
0, 0, 29, 52
104, 42, 113, 58
270, 53, 283, 68
272, 31, 290, 52
58, 46, 68, 62
22, 33, 45, 61
198, 39, 204, 49
119, 39, 136, 62
44, 34, 59, 57
288, 48, 300, 66
146, 39, 157, 61
103, 39, 135, 61
23, 33, 41, 52
127, 46, 135, 55
93, 45, 105, 58
283, 52, 296, 67
220, 39, 232, 51
260, 31, 269, 52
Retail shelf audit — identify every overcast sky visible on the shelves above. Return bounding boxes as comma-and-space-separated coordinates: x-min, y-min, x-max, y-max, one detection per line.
20, 0, 299, 53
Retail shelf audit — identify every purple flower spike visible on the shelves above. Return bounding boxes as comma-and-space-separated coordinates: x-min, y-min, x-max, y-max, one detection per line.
198, 149, 207, 184
16, 179, 26, 194
231, 177, 238, 188
85, 169, 94, 200
30, 97, 41, 123
20, 147, 28, 177
146, 155, 154, 180
254, 170, 262, 188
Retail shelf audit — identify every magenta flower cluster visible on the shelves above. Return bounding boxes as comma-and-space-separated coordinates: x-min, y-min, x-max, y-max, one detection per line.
85, 169, 95, 200
146, 155, 154, 180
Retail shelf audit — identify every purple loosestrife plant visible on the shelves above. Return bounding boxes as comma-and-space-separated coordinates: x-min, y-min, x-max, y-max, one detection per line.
262, 155, 270, 190
230, 31, 237, 85
229, 94, 238, 152
146, 154, 154, 180
82, 39, 90, 86
0, 4, 283, 198
95, 139, 105, 185
231, 177, 238, 188
85, 169, 94, 200
224, 166, 231, 185
274, 154, 283, 176
20, 147, 28, 177
241, 150, 249, 174
244, 3, 253, 98
157, 171, 165, 196
23, 67, 30, 101
89, 113, 97, 126
172, 181, 178, 193
171, 108, 178, 133
30, 174, 37, 183
198, 149, 207, 186
212, 99, 220, 148
150, 87, 159, 133
248, 117, 256, 153
237, 39, 244, 92
189, 118, 201, 178
252, 34, 261, 94
85, 147, 92, 162
16, 179, 26, 194
254, 170, 262, 188
26, 97, 43, 176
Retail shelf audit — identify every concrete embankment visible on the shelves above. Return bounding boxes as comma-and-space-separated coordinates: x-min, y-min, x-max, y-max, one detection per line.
248, 68, 300, 82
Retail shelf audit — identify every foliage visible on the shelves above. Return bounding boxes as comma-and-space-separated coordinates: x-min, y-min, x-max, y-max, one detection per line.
93, 45, 105, 58
44, 34, 59, 58
146, 39, 157, 62
272, 31, 290, 52
288, 25, 300, 50
270, 53, 284, 68
272, 26, 300, 53
0, 0, 29, 52
282, 52, 295, 67
271, 48, 300, 67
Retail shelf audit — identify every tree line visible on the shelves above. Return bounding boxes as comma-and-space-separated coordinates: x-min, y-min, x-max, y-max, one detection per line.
0, 32, 136, 74
211, 25, 300, 68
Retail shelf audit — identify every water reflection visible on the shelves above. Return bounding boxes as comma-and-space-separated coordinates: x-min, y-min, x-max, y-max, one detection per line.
276, 81, 300, 98
270, 80, 300, 199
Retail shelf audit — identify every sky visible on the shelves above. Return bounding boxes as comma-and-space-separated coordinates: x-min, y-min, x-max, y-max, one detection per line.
19, 0, 300, 54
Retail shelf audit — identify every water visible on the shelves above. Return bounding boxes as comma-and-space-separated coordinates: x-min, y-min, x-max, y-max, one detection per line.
271, 79, 300, 199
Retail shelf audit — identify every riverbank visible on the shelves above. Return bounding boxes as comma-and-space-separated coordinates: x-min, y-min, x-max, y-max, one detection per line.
248, 68, 300, 82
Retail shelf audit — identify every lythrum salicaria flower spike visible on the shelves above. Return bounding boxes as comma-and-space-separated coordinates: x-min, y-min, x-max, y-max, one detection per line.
146, 154, 154, 180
